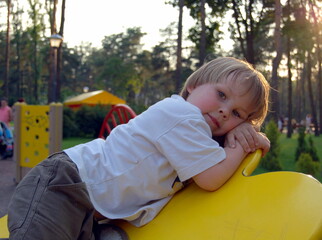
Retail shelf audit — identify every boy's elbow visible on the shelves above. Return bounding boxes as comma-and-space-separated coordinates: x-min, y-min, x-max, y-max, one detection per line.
193, 176, 223, 192
200, 185, 221, 192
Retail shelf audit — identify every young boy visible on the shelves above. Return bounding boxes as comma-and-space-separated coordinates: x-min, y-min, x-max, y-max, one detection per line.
8, 57, 270, 240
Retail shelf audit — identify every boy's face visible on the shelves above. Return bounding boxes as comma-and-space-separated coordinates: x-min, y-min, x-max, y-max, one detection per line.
186, 79, 254, 136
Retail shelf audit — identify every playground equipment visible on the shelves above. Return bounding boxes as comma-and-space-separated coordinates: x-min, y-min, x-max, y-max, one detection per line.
0, 215, 8, 238
3, 150, 319, 239
98, 104, 137, 139
117, 150, 322, 240
13, 102, 63, 182
1, 104, 321, 239
64, 90, 126, 110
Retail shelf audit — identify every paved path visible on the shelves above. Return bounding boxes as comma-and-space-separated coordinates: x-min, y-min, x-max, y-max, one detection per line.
0, 158, 16, 218
0, 158, 30, 218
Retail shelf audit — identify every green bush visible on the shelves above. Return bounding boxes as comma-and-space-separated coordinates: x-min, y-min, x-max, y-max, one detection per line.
261, 120, 282, 171
63, 105, 111, 138
296, 153, 320, 177
295, 127, 308, 161
75, 105, 111, 138
295, 127, 320, 162
63, 107, 78, 138
307, 136, 320, 162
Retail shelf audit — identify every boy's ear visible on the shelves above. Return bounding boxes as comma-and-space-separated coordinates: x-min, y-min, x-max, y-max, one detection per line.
187, 86, 194, 93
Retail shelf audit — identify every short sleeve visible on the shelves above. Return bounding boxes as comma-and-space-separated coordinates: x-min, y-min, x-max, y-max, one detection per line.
155, 118, 226, 181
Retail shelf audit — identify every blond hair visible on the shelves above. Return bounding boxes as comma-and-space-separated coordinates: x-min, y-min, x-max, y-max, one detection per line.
180, 57, 270, 127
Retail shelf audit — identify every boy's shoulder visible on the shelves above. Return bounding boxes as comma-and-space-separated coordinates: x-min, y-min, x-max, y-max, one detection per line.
152, 95, 198, 114
136, 95, 202, 128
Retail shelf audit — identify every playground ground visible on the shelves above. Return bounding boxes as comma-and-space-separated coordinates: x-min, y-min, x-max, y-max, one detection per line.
0, 157, 15, 218
0, 157, 30, 219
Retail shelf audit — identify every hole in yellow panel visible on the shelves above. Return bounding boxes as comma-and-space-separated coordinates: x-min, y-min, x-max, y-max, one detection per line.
26, 126, 30, 131
34, 151, 39, 156
25, 142, 29, 147
24, 157, 30, 163
35, 135, 39, 139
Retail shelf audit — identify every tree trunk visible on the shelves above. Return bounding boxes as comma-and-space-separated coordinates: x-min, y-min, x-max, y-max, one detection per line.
270, 0, 283, 122
310, 2, 321, 135
4, 0, 11, 100
199, 0, 206, 66
231, 0, 256, 64
57, 0, 66, 102
175, 0, 184, 93
48, 0, 58, 103
286, 35, 292, 138
246, 0, 255, 64
231, 0, 246, 58
306, 52, 319, 136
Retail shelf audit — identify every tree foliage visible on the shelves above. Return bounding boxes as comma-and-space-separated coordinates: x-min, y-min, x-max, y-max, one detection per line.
0, 0, 320, 133
261, 120, 282, 171
296, 153, 320, 177
295, 127, 320, 162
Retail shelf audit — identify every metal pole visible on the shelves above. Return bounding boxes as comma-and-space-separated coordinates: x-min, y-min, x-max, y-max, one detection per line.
52, 47, 58, 102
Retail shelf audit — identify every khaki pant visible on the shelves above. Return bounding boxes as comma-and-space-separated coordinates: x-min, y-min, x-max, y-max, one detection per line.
8, 152, 95, 240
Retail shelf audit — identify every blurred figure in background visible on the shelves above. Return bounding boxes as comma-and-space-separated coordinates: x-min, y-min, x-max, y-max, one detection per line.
0, 98, 13, 127
278, 116, 284, 133
305, 114, 312, 134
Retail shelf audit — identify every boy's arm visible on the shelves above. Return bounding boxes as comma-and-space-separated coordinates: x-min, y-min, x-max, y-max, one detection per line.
226, 122, 270, 156
192, 142, 247, 192
226, 122, 258, 152
193, 132, 270, 192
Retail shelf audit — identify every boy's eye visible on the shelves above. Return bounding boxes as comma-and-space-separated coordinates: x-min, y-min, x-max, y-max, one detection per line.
218, 91, 226, 100
233, 110, 241, 118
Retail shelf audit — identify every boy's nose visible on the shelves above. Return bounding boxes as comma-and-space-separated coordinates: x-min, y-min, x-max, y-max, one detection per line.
219, 109, 229, 120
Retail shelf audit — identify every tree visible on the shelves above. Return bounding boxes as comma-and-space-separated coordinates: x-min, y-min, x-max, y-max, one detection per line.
199, 0, 206, 66
281, 0, 320, 137
26, 0, 46, 103
270, 0, 283, 122
296, 153, 319, 177
4, 0, 11, 99
175, 0, 184, 92
88, 28, 145, 99
11, 0, 24, 101
306, 51, 319, 136
309, 1, 322, 134
46, 0, 66, 103
57, 0, 66, 101
286, 0, 293, 138
167, 0, 185, 92
184, 0, 226, 63
229, 0, 274, 65
261, 120, 282, 171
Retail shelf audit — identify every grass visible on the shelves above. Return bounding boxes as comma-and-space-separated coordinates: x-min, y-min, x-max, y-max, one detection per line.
253, 133, 322, 182
62, 137, 94, 149
62, 133, 322, 182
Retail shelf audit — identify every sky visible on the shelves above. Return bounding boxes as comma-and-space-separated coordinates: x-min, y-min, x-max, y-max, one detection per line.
12, 0, 233, 51
63, 0, 196, 50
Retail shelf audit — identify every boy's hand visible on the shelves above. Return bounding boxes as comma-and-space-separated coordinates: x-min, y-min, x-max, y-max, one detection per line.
225, 122, 259, 153
256, 132, 270, 156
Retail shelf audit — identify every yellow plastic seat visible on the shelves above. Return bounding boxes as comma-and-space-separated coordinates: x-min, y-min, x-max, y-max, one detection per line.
0, 214, 9, 238
118, 150, 322, 240
1, 150, 321, 239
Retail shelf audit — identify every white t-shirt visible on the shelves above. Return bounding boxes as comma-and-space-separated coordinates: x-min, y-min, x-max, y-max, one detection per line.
64, 95, 226, 226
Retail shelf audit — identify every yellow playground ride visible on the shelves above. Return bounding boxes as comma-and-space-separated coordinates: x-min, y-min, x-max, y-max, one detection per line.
1, 105, 321, 239
2, 150, 321, 239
